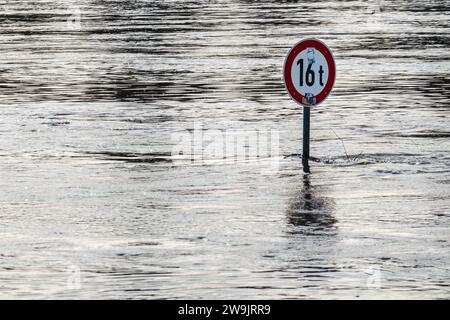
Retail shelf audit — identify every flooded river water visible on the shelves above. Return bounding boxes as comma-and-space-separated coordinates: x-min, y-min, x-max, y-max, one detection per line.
0, 0, 449, 299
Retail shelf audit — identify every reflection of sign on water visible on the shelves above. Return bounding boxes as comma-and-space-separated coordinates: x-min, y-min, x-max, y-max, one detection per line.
286, 175, 336, 234
283, 39, 336, 106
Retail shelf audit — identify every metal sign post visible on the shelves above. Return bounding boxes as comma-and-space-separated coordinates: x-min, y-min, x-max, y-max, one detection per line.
302, 106, 310, 173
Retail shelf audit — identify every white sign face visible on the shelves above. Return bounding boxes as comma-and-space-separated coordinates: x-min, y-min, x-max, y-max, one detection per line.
290, 48, 329, 97
283, 39, 336, 106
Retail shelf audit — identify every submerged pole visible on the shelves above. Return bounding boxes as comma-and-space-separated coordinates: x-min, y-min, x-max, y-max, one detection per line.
302, 106, 310, 173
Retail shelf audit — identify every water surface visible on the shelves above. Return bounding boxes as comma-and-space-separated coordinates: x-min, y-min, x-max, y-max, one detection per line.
0, 0, 449, 299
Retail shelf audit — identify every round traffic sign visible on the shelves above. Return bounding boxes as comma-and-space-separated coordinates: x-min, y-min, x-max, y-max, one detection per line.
283, 39, 336, 106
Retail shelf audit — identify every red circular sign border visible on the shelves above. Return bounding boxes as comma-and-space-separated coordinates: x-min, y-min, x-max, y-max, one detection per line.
283, 39, 336, 107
